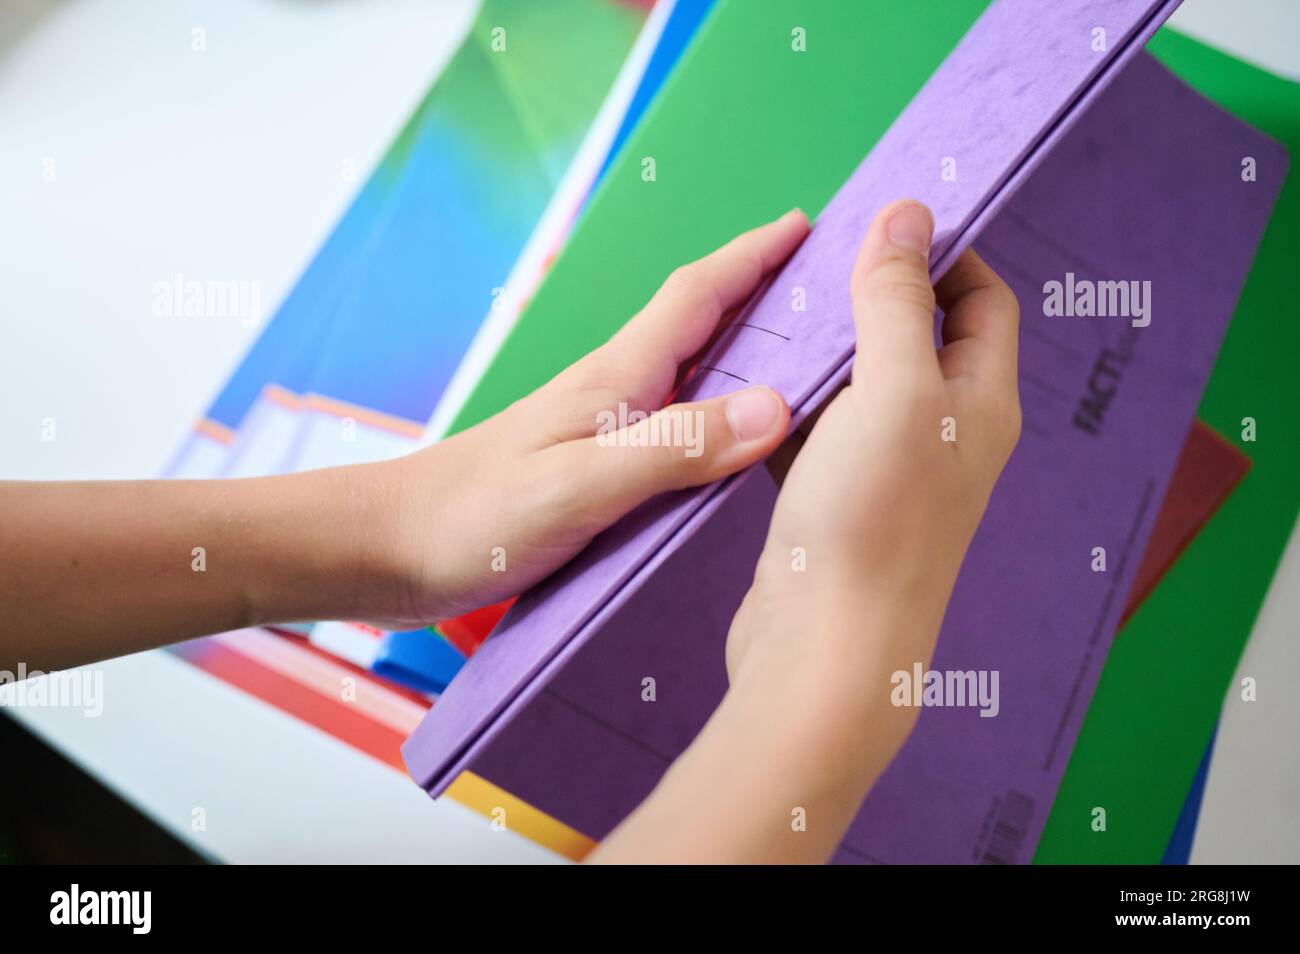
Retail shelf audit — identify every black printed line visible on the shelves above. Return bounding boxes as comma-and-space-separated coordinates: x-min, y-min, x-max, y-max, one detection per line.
696, 365, 750, 383
735, 323, 791, 341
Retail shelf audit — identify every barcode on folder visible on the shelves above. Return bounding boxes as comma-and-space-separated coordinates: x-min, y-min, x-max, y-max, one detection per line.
980, 791, 1035, 865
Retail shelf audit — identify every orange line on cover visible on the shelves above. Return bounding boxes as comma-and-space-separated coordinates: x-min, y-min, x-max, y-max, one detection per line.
262, 383, 303, 410
194, 418, 236, 445
302, 393, 425, 439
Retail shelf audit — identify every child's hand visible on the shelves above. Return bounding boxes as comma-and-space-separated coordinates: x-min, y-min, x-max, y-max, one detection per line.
593, 200, 1021, 864
355, 210, 810, 627
0, 210, 808, 669
731, 199, 1021, 766
733, 204, 1013, 717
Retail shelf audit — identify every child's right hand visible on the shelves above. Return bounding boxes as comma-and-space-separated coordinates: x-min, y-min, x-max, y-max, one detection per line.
595, 200, 1021, 864
728, 200, 1022, 752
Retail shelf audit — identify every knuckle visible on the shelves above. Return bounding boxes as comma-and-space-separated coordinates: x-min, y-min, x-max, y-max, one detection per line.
518, 453, 584, 522
990, 281, 1021, 323
663, 267, 721, 317
862, 262, 937, 312
663, 264, 709, 306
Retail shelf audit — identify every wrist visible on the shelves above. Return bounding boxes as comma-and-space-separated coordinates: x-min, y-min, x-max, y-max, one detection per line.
234, 464, 406, 628
738, 543, 952, 673
728, 589, 901, 720
725, 573, 944, 768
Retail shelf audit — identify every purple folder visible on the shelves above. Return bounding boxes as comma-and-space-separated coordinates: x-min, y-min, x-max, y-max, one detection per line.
404, 0, 1287, 862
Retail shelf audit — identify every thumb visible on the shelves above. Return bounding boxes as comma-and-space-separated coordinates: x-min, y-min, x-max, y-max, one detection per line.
553, 386, 789, 528
849, 199, 941, 380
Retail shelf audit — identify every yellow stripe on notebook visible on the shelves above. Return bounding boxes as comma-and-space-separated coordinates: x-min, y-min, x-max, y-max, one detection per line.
446, 771, 596, 861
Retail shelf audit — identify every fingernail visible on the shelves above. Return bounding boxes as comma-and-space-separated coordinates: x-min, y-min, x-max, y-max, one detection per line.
725, 387, 781, 441
886, 202, 933, 255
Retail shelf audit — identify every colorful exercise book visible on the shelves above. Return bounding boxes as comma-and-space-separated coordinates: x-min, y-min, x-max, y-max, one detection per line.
166, 0, 655, 725
165, 0, 655, 485
167, 0, 697, 677
167, 1, 706, 761
288, 0, 714, 667
273, 0, 665, 476
402, 0, 1290, 863
302, 0, 707, 670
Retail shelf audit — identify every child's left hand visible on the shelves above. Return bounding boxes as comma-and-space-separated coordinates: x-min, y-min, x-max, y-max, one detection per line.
351, 209, 808, 627
0, 210, 807, 668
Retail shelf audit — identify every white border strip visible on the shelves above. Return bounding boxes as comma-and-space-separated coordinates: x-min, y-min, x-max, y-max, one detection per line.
423, 0, 679, 442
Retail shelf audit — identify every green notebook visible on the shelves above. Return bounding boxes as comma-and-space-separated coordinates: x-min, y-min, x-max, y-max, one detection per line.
448, 0, 989, 420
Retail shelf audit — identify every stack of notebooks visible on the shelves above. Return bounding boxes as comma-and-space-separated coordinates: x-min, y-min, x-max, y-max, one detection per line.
168, 0, 714, 776
170, 0, 1299, 863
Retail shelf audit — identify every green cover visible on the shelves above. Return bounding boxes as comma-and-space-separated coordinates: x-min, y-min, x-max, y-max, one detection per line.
447, 0, 989, 424
446, 1, 1299, 862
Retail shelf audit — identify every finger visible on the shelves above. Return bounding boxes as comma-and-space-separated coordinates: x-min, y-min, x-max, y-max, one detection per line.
604, 209, 810, 404
935, 248, 1020, 388
764, 378, 846, 487
547, 385, 789, 528
849, 199, 940, 381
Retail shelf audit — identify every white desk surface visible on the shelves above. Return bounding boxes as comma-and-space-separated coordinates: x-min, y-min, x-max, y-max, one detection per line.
0, 0, 1296, 863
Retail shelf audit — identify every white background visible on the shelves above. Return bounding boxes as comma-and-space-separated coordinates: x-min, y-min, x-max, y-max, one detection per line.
0, 0, 1296, 863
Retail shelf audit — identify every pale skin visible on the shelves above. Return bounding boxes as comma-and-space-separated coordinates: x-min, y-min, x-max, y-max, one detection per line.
0, 200, 1020, 864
